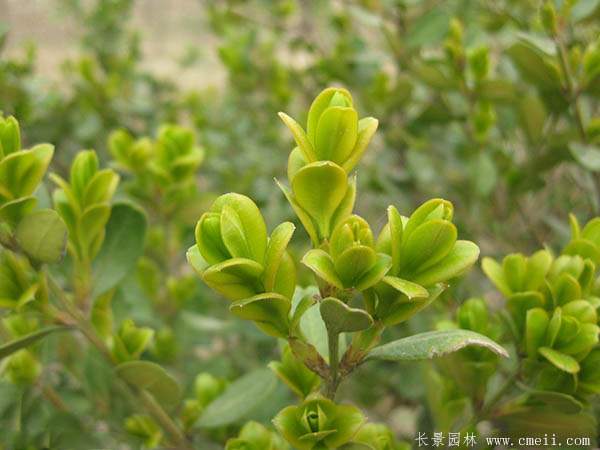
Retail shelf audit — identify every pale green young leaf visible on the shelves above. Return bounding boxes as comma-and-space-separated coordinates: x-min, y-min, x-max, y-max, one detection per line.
278, 112, 317, 163
302, 249, 343, 289
538, 347, 580, 374
263, 222, 295, 292
291, 161, 348, 239
411, 240, 479, 287
314, 106, 358, 164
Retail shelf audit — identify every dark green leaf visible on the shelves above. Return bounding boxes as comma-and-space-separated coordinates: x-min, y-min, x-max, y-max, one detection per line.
0, 326, 72, 360
366, 329, 508, 362
92, 202, 147, 297
197, 368, 277, 428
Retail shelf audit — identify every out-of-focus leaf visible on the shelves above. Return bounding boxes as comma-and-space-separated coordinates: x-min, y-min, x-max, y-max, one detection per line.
16, 209, 67, 263
0, 326, 72, 360
92, 202, 147, 297
115, 360, 181, 408
570, 143, 600, 171
197, 368, 277, 428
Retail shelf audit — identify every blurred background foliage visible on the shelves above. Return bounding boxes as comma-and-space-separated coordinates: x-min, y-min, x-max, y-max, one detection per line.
1, 0, 599, 448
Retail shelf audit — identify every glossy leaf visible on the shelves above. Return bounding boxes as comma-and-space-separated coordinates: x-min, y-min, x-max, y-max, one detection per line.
538, 347, 580, 374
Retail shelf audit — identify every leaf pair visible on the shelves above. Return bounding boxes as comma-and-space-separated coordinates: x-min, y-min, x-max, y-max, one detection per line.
279, 87, 378, 172
302, 215, 391, 291
278, 161, 355, 244
273, 394, 365, 450
482, 250, 553, 297
0, 250, 40, 310
525, 303, 599, 374
51, 150, 119, 262
225, 421, 289, 450
0, 116, 54, 229
188, 193, 296, 337
111, 319, 154, 363
564, 215, 600, 265
369, 199, 479, 325
148, 124, 205, 184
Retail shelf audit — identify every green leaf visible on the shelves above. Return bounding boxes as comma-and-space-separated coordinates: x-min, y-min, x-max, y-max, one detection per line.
538, 347, 580, 374
315, 106, 358, 164
386, 205, 404, 274
201, 258, 264, 301
354, 254, 392, 291
498, 409, 597, 440
197, 368, 277, 428
334, 245, 376, 287
0, 326, 72, 360
406, 7, 449, 48
563, 239, 600, 264
570, 143, 600, 171
195, 212, 229, 265
482, 257, 511, 296
263, 222, 295, 292
526, 390, 583, 414
70, 150, 98, 202
478, 79, 517, 102
524, 250, 553, 291
211, 193, 268, 265
366, 329, 508, 362
0, 196, 37, 228
92, 202, 147, 297
278, 112, 317, 162
0, 144, 54, 198
306, 87, 353, 143
302, 249, 343, 289
16, 209, 67, 263
342, 117, 378, 172
230, 293, 291, 338
519, 94, 547, 144
276, 179, 320, 245
381, 276, 429, 300
78, 203, 110, 254
220, 204, 254, 259
401, 220, 457, 272
115, 360, 181, 408
320, 297, 373, 334
291, 161, 348, 239
507, 40, 561, 89
411, 240, 479, 287
83, 169, 119, 205
556, 323, 599, 355
526, 308, 549, 358
0, 116, 21, 156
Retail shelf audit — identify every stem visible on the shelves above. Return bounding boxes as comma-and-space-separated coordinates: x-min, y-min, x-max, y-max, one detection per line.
39, 383, 68, 412
325, 330, 340, 399
464, 369, 519, 431
138, 389, 192, 450
45, 273, 193, 450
